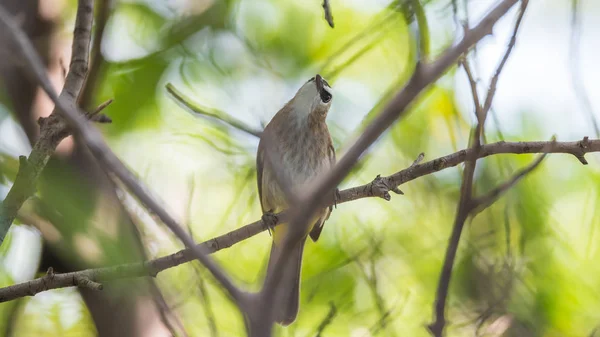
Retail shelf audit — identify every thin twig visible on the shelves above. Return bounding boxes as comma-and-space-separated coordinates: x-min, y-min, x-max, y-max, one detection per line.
429, 2, 530, 335
482, 0, 529, 116
429, 124, 481, 337
569, 0, 600, 138
88, 98, 113, 123
314, 302, 337, 337
196, 269, 219, 337
166, 83, 262, 138
411, 0, 430, 61
322, 0, 334, 28
148, 282, 190, 337
460, 57, 483, 124
320, 11, 396, 75
471, 151, 548, 215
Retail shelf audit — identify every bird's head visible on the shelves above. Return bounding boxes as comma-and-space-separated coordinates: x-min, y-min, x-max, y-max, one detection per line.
289, 74, 333, 121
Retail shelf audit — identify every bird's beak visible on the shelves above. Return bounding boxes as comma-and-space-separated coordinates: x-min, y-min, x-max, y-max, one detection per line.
315, 74, 332, 103
315, 74, 324, 94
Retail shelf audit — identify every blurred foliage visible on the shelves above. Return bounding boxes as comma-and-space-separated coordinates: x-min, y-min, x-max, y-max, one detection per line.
1, 0, 600, 336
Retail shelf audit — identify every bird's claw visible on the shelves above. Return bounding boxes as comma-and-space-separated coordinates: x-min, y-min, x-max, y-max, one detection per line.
333, 188, 341, 209
262, 211, 278, 236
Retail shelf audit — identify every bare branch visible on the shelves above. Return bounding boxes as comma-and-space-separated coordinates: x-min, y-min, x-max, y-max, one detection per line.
79, 0, 113, 109
322, 0, 334, 28
429, 123, 481, 337
148, 281, 190, 337
460, 57, 483, 123
88, 98, 113, 123
314, 303, 337, 337
429, 2, 530, 334
166, 83, 263, 138
482, 0, 529, 116
0, 0, 95, 243
320, 11, 396, 76
569, 0, 600, 138
411, 152, 425, 167
471, 152, 548, 215
411, 0, 430, 61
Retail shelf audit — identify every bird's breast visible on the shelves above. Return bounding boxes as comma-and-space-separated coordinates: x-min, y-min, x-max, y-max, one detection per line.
278, 127, 332, 188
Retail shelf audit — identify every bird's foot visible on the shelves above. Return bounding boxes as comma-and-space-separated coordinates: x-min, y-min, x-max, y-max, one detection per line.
262, 211, 278, 236
333, 188, 341, 209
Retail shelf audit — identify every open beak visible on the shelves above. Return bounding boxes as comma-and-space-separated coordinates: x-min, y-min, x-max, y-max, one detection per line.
315, 74, 332, 103
315, 74, 324, 93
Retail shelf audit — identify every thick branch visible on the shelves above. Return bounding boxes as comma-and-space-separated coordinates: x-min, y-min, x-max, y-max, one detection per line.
0, 0, 94, 244
0, 138, 596, 303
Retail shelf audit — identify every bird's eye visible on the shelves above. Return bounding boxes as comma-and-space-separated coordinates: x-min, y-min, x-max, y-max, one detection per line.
321, 90, 332, 103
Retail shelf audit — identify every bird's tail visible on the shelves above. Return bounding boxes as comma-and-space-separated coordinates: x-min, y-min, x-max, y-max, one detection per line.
266, 239, 305, 326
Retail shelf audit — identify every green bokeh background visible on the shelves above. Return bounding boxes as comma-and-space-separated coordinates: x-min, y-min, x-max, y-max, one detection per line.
1, 0, 600, 336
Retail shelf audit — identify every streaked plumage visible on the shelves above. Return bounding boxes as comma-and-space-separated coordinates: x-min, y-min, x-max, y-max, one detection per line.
256, 75, 335, 325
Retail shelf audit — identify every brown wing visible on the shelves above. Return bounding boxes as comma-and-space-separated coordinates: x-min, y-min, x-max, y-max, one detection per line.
256, 139, 266, 213
308, 141, 336, 242
327, 142, 336, 167
326, 142, 336, 215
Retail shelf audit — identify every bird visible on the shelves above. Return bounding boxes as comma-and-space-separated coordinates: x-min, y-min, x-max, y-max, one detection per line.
256, 74, 336, 325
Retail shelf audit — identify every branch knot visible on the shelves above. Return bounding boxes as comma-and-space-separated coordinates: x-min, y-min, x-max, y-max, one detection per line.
370, 175, 402, 201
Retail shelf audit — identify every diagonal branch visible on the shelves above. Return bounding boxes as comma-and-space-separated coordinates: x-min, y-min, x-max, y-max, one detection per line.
322, 0, 334, 28
482, 0, 529, 116
166, 83, 263, 138
471, 151, 548, 215
569, 0, 600, 138
429, 108, 482, 337
0, 0, 246, 308
0, 0, 95, 244
429, 1, 529, 335
79, 0, 113, 109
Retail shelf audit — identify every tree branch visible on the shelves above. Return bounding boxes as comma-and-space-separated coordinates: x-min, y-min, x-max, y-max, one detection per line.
429, 108, 482, 337
0, 0, 247, 307
482, 0, 528, 116
0, 0, 94, 244
322, 0, 334, 28
258, 3, 526, 333
165, 83, 262, 138
79, 0, 113, 109
471, 152, 548, 215
569, 0, 600, 138
429, 1, 529, 335
0, 137, 595, 303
